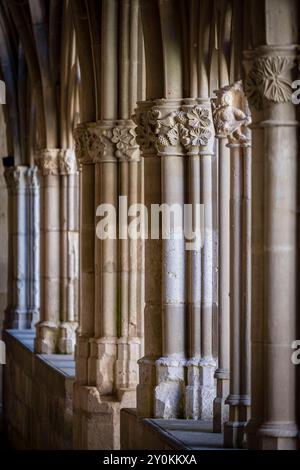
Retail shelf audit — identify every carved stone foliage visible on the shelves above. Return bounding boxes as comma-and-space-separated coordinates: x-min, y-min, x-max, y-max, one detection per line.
35, 149, 60, 176
35, 149, 78, 175
4, 166, 28, 192
134, 101, 214, 156
73, 126, 104, 164
244, 56, 294, 110
212, 81, 251, 144
73, 120, 139, 163
59, 148, 78, 174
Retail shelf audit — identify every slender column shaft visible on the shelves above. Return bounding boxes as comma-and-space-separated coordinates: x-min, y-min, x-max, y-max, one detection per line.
224, 143, 251, 448
58, 150, 79, 354
136, 101, 162, 418
35, 150, 60, 353
4, 166, 30, 329
213, 137, 230, 432
27, 167, 40, 328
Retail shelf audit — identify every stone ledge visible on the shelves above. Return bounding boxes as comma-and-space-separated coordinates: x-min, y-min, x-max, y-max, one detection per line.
121, 408, 227, 450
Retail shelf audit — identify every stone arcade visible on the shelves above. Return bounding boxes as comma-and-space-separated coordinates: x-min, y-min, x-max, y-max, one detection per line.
0, 0, 299, 451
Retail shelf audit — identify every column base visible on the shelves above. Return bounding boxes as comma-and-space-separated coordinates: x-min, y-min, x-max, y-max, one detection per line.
213, 368, 229, 432
154, 355, 186, 419
224, 394, 250, 448
35, 321, 59, 353
137, 356, 158, 418
75, 334, 90, 383
88, 336, 117, 393
247, 421, 298, 450
73, 383, 136, 449
57, 321, 78, 354
185, 357, 216, 421
115, 336, 141, 390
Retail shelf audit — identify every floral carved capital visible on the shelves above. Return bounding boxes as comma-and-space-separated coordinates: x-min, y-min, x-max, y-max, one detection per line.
134, 101, 214, 156
244, 56, 295, 110
100, 120, 140, 161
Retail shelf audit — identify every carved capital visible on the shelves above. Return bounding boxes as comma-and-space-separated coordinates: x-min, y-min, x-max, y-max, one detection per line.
244, 54, 296, 110
59, 148, 78, 174
96, 119, 140, 162
134, 99, 214, 156
74, 124, 104, 165
74, 120, 139, 163
212, 81, 251, 145
35, 149, 60, 176
4, 166, 28, 192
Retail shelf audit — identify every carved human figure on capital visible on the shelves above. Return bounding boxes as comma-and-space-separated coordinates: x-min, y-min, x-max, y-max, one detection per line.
212, 81, 251, 144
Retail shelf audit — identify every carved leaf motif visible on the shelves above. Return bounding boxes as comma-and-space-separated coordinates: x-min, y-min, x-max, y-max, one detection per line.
187, 106, 211, 129
245, 56, 294, 110
189, 127, 212, 146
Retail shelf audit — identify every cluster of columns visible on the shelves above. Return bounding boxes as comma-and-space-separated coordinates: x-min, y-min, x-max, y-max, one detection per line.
34, 148, 79, 354
3, 160, 40, 330
135, 98, 217, 421
72, 119, 144, 449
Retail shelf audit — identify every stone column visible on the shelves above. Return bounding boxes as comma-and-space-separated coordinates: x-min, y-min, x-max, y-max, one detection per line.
212, 82, 252, 447
244, 46, 299, 450
135, 100, 163, 418
184, 99, 216, 421
35, 149, 61, 353
35, 148, 79, 354
26, 166, 40, 328
4, 166, 30, 329
58, 149, 79, 353
73, 124, 97, 381
211, 132, 230, 432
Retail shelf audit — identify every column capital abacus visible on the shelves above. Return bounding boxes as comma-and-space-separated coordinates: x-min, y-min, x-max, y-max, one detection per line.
212, 81, 251, 147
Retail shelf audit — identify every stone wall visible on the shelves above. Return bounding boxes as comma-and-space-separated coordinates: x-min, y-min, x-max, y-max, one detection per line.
3, 330, 75, 449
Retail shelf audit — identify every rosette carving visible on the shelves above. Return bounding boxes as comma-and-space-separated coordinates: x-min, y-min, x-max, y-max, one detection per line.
244, 56, 294, 110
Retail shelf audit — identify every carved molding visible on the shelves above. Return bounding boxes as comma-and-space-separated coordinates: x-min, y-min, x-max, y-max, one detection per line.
134, 100, 215, 156
212, 81, 251, 145
73, 120, 140, 164
244, 56, 295, 110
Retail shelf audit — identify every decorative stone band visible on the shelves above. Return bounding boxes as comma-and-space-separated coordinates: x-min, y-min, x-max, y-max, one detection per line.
134, 98, 215, 156
35, 148, 78, 175
73, 119, 140, 165
243, 45, 298, 111
211, 80, 251, 146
